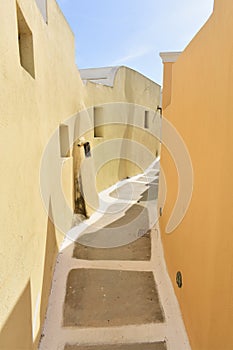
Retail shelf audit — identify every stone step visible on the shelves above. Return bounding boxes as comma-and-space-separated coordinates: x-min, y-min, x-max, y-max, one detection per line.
72, 231, 151, 261
63, 269, 165, 328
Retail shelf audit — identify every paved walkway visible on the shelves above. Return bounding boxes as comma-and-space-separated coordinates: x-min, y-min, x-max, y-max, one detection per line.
39, 160, 191, 350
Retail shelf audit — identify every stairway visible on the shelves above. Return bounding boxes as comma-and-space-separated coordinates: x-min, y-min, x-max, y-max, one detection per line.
39, 161, 190, 350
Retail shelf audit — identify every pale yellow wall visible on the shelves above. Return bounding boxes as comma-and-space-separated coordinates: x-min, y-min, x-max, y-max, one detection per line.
159, 1, 233, 349
0, 1, 84, 348
0, 2, 161, 348
93, 123, 160, 193
74, 67, 161, 215
83, 66, 161, 110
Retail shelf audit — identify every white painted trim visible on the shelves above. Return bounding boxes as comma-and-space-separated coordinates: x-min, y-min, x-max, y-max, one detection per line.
159, 52, 182, 63
79, 66, 120, 87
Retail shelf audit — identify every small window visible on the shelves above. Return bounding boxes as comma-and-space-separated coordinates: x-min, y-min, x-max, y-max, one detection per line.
35, 0, 48, 23
93, 107, 103, 138
59, 125, 70, 157
144, 111, 149, 129
17, 3, 35, 78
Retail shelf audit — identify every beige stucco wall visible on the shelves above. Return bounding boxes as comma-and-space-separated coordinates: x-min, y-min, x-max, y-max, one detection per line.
0, 2, 161, 349
159, 0, 233, 349
74, 67, 161, 215
0, 1, 84, 348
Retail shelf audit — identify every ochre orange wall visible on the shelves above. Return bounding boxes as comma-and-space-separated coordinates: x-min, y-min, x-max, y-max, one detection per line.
160, 1, 233, 349
162, 62, 173, 109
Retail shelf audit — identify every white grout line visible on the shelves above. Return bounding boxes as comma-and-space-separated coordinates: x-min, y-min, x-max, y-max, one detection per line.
59, 256, 153, 273
131, 180, 159, 185
55, 323, 167, 350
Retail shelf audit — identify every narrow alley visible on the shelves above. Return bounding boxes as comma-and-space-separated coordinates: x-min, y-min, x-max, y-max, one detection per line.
39, 160, 190, 350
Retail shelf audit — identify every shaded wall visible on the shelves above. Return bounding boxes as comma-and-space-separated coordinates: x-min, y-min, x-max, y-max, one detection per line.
0, 0, 84, 348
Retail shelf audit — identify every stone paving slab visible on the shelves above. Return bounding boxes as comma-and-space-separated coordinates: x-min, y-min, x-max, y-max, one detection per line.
64, 342, 167, 350
63, 269, 164, 327
72, 231, 151, 261
75, 204, 150, 249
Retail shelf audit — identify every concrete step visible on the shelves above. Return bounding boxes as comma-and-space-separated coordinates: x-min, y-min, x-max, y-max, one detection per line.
72, 231, 151, 261
63, 269, 164, 328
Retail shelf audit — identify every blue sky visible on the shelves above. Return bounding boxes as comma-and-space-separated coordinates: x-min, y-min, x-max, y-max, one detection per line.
56, 0, 214, 84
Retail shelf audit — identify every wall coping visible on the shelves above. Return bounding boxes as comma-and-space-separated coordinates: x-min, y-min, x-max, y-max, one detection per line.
159, 52, 182, 63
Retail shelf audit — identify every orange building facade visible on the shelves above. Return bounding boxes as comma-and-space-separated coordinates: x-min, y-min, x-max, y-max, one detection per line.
159, 0, 233, 349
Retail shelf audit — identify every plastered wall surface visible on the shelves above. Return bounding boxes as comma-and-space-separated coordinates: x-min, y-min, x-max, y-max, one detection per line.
0, 1, 84, 348
159, 1, 233, 349
76, 67, 161, 214
0, 2, 161, 348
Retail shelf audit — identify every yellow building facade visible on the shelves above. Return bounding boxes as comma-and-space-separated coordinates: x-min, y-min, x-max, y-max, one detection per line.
0, 0, 86, 348
75, 66, 161, 216
0, 1, 161, 349
159, 0, 233, 349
